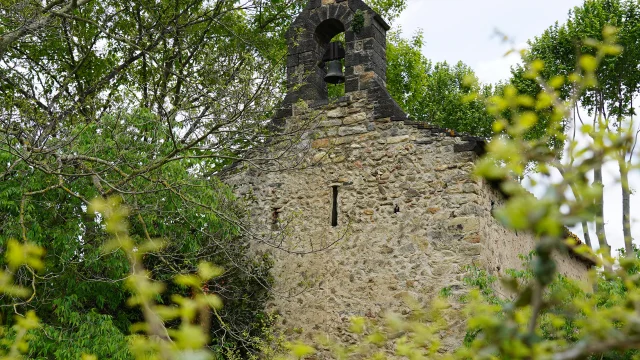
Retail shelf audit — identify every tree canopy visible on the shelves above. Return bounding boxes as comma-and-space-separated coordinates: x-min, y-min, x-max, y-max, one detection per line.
386, 30, 496, 137
510, 0, 640, 255
0, 0, 298, 357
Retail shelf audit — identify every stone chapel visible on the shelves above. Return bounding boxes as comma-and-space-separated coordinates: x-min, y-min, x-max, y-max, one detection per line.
225, 0, 592, 349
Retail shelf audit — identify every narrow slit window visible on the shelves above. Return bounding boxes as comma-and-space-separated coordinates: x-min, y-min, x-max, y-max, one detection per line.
331, 186, 339, 227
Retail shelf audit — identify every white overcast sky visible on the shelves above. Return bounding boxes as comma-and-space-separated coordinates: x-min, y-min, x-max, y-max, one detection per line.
395, 0, 639, 253
396, 0, 585, 84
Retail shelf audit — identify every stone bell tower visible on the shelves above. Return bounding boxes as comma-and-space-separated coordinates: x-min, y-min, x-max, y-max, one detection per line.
276, 0, 406, 120
226, 0, 593, 352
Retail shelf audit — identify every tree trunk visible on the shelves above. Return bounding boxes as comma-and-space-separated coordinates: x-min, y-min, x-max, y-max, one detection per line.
593, 165, 611, 258
561, 164, 594, 249
592, 98, 611, 261
581, 221, 592, 248
619, 154, 633, 257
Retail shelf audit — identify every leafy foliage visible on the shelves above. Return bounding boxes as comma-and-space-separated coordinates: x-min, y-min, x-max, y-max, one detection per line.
28, 303, 131, 360
0, 0, 304, 357
462, 17, 640, 359
463, 250, 640, 360
351, 10, 365, 34
509, 0, 640, 254
386, 31, 496, 137
368, 0, 407, 23
512, 0, 640, 121
0, 110, 274, 358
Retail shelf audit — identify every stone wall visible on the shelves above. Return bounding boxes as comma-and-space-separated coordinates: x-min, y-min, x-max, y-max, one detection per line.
224, 90, 591, 350
478, 186, 591, 282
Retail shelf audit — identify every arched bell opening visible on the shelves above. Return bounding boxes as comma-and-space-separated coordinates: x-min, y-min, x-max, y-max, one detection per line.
314, 18, 345, 45
315, 19, 347, 99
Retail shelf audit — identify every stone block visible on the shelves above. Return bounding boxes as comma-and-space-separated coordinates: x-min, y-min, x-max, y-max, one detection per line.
353, 24, 377, 40
312, 138, 331, 148
371, 151, 385, 160
333, 135, 354, 145
290, 39, 320, 55
319, 119, 342, 127
345, 30, 355, 42
306, 0, 321, 9
348, 0, 371, 13
338, 125, 367, 136
449, 194, 481, 205
398, 243, 416, 254
405, 188, 420, 198
327, 108, 346, 118
455, 203, 484, 217
331, 2, 349, 19
287, 54, 298, 68
459, 243, 482, 256
415, 139, 433, 146
359, 71, 376, 84
464, 234, 481, 244
299, 51, 321, 64
308, 10, 322, 26
386, 135, 410, 144
313, 152, 328, 163
363, 38, 386, 60
447, 217, 480, 233
372, 13, 390, 31
324, 127, 338, 136
343, 112, 366, 125
345, 76, 359, 93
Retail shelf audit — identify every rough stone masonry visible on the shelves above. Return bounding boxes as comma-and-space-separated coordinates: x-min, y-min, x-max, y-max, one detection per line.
224, 0, 593, 351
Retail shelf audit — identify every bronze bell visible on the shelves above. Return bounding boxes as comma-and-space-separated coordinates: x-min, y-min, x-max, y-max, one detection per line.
324, 60, 345, 84
322, 41, 346, 84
